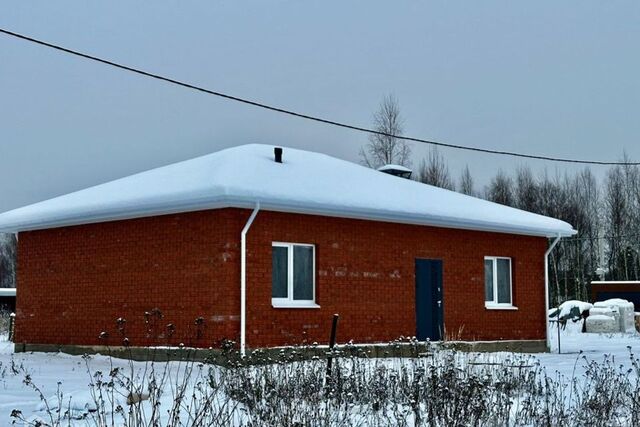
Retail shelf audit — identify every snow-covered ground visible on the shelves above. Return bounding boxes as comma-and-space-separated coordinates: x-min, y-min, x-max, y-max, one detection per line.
1, 323, 639, 426
0, 337, 234, 426
542, 320, 639, 379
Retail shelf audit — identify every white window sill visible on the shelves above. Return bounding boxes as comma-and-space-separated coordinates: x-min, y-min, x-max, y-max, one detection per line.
485, 304, 518, 310
272, 301, 320, 309
484, 304, 518, 310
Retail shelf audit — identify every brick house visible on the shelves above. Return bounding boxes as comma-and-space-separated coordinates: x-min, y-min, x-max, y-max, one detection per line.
0, 144, 575, 353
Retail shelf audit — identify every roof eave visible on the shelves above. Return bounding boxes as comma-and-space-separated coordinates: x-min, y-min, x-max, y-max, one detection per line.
0, 196, 577, 238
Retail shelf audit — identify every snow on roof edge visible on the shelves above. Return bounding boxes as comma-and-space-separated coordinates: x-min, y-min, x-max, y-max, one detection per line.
377, 164, 412, 172
0, 144, 576, 238
0, 195, 577, 238
0, 288, 16, 297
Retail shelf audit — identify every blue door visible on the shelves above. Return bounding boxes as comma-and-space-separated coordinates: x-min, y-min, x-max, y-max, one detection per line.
415, 259, 444, 341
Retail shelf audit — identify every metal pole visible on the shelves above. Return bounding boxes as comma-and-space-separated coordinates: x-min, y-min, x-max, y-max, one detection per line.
326, 314, 339, 381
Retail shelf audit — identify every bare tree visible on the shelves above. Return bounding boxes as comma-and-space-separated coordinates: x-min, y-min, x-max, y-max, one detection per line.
601, 153, 640, 282
567, 168, 601, 300
359, 94, 411, 168
604, 165, 630, 279
470, 156, 640, 304
514, 166, 539, 212
0, 233, 16, 288
417, 147, 455, 190
485, 170, 514, 206
536, 170, 563, 219
621, 153, 640, 280
458, 165, 475, 196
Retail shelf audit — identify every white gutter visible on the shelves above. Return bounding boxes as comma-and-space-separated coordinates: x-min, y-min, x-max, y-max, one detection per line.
544, 234, 562, 351
0, 288, 16, 297
240, 202, 260, 357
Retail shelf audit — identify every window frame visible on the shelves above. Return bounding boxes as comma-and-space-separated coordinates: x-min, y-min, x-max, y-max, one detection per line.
271, 242, 319, 308
484, 256, 516, 310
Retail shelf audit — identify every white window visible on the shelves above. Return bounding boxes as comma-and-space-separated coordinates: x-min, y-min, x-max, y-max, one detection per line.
484, 257, 515, 309
272, 242, 318, 308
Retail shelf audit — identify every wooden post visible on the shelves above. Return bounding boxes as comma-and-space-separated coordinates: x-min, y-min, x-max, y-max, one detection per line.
9, 313, 15, 342
326, 314, 339, 382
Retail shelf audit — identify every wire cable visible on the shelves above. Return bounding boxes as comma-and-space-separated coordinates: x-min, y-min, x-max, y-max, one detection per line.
1, 27, 639, 166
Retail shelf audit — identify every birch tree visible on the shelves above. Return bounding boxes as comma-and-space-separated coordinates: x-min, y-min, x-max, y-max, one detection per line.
417, 147, 455, 190
486, 170, 514, 206
458, 165, 475, 196
359, 94, 411, 168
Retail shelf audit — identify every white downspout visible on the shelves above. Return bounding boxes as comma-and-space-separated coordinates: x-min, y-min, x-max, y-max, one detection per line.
240, 202, 260, 357
544, 233, 562, 351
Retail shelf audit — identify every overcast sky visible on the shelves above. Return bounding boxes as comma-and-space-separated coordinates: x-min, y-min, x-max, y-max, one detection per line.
1, 1, 639, 213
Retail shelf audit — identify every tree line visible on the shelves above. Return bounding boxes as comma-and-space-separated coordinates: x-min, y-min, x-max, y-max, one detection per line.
362, 95, 639, 306
0, 233, 16, 288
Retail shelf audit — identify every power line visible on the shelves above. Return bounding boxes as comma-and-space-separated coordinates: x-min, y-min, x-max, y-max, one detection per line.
1, 27, 639, 166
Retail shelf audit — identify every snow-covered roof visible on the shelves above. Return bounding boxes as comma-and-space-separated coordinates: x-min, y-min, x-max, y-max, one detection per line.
0, 144, 576, 237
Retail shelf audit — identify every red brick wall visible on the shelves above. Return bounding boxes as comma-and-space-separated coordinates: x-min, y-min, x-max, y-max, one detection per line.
15, 210, 245, 348
15, 208, 548, 348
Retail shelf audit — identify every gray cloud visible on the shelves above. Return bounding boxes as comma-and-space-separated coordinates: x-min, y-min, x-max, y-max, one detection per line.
1, 1, 639, 212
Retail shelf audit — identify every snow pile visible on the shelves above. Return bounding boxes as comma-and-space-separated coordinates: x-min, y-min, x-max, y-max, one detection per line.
552, 299, 636, 334
594, 299, 635, 332
589, 307, 616, 317
556, 300, 593, 318
585, 315, 618, 334
573, 298, 637, 333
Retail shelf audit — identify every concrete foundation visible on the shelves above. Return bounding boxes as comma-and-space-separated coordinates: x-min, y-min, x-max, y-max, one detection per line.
13, 339, 548, 365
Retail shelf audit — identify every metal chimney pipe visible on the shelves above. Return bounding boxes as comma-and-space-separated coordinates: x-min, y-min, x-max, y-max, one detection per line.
274, 147, 283, 163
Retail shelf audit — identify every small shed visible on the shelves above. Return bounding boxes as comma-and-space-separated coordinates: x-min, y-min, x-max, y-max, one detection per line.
591, 281, 640, 309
